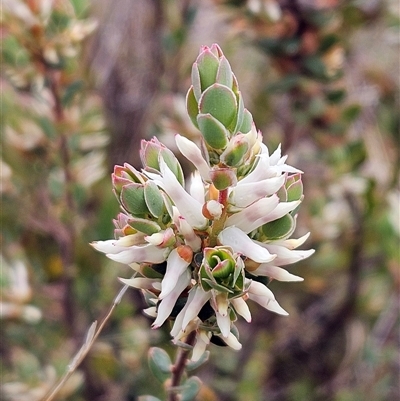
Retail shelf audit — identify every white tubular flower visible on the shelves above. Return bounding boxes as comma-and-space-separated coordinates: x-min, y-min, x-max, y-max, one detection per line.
188, 171, 206, 203
218, 226, 276, 263
221, 332, 242, 350
153, 269, 191, 329
93, 241, 169, 265
159, 246, 192, 299
216, 311, 231, 338
175, 216, 202, 252
255, 242, 315, 266
175, 134, 211, 181
247, 280, 288, 316
155, 158, 207, 229
90, 233, 145, 254
229, 175, 285, 208
231, 297, 252, 322
192, 330, 211, 362
250, 264, 304, 282
170, 286, 210, 340
226, 195, 279, 231
119, 277, 160, 290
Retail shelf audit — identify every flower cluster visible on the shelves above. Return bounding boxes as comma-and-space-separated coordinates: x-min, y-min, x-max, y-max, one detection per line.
92, 44, 314, 361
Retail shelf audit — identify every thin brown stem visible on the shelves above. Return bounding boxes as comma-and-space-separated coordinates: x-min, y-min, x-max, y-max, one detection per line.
46, 66, 78, 339
168, 330, 197, 401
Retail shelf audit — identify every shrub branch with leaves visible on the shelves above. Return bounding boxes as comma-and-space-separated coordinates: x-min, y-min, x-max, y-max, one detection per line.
90, 43, 314, 401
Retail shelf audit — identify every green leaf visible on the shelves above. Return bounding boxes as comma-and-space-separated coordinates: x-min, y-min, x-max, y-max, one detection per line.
202, 278, 233, 294
186, 86, 199, 128
286, 175, 303, 202
238, 109, 253, 134
128, 218, 161, 236
181, 376, 202, 401
319, 33, 340, 53
197, 113, 229, 150
199, 84, 237, 128
62, 80, 83, 107
186, 351, 210, 372
148, 347, 172, 384
196, 51, 219, 91
221, 141, 249, 167
233, 91, 245, 133
120, 183, 148, 215
342, 104, 362, 122
302, 56, 328, 79
261, 214, 295, 240
144, 181, 164, 218
216, 56, 233, 88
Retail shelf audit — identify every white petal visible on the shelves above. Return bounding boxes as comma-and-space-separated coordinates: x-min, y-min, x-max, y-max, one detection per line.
153, 270, 191, 328
244, 200, 301, 233
188, 172, 206, 204
257, 243, 315, 266
118, 277, 160, 289
91, 240, 126, 254
159, 248, 191, 299
226, 196, 280, 233
251, 264, 303, 282
230, 175, 285, 208
106, 244, 168, 264
216, 311, 231, 338
178, 217, 202, 252
175, 134, 210, 181
247, 280, 275, 300
192, 330, 210, 362
231, 297, 251, 322
143, 306, 157, 317
181, 286, 211, 330
249, 293, 288, 316
269, 144, 282, 165
273, 232, 311, 249
159, 158, 207, 229
239, 153, 270, 184
218, 227, 276, 263
223, 332, 242, 350
215, 292, 229, 316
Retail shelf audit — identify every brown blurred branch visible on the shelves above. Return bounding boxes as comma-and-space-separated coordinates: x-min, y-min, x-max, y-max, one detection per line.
89, 0, 164, 168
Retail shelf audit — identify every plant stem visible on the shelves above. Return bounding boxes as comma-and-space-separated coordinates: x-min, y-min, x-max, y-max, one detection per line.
168, 330, 197, 401
47, 66, 78, 339
209, 188, 229, 247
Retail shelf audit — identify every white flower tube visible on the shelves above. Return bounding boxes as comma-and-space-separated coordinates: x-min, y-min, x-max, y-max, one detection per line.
218, 226, 276, 263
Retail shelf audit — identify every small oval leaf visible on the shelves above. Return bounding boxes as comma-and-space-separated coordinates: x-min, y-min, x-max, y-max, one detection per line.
261, 214, 295, 240
144, 181, 164, 218
129, 218, 161, 235
181, 376, 202, 401
148, 347, 172, 383
199, 84, 237, 128
186, 86, 199, 128
120, 183, 148, 216
186, 351, 210, 372
197, 113, 229, 150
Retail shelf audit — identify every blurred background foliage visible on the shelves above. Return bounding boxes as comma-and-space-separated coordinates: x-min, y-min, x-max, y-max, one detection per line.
1, 0, 399, 400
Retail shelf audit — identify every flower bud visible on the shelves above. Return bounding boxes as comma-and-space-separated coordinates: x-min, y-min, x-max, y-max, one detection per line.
112, 163, 145, 197
140, 138, 184, 185
186, 44, 255, 159
209, 168, 237, 190
200, 247, 245, 296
